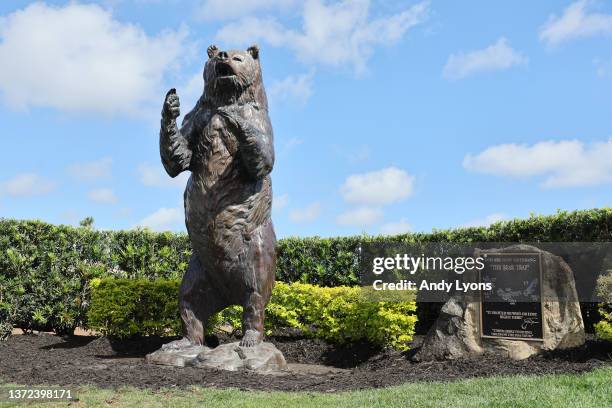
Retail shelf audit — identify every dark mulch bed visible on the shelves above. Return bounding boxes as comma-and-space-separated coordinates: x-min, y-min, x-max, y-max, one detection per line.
0, 332, 610, 392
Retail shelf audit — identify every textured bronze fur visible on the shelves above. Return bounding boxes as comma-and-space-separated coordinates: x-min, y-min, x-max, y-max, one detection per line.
159, 44, 275, 347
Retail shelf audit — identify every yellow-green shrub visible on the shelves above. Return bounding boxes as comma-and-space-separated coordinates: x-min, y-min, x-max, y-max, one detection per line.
268, 283, 416, 350
87, 279, 417, 350
594, 270, 612, 341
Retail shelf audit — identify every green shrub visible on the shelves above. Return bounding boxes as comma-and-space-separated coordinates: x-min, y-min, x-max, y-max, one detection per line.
87, 278, 182, 338
594, 270, 612, 341
87, 279, 418, 351
0, 301, 13, 341
0, 224, 109, 335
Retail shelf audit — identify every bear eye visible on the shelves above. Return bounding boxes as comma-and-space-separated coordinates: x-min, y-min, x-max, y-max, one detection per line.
232, 56, 243, 62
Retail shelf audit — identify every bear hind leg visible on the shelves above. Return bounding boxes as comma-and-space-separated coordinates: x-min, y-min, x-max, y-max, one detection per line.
239, 221, 276, 347
163, 254, 225, 350
240, 291, 267, 347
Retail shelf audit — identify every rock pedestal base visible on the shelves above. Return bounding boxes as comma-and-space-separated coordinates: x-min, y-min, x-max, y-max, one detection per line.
146, 342, 287, 373
146, 344, 208, 367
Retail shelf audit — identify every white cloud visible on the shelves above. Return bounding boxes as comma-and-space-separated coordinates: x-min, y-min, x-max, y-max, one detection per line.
215, 0, 429, 75
540, 0, 612, 47
138, 163, 189, 188
87, 188, 118, 204
289, 202, 321, 223
340, 167, 414, 205
462, 213, 508, 228
463, 139, 612, 188
67, 157, 112, 181
0, 173, 56, 197
217, 17, 287, 47
0, 3, 187, 115
380, 218, 412, 235
336, 206, 382, 227
274, 193, 290, 211
196, 0, 298, 20
136, 207, 185, 231
442, 38, 528, 81
268, 70, 315, 105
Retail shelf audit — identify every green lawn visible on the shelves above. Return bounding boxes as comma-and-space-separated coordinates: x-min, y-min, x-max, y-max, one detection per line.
1, 367, 611, 408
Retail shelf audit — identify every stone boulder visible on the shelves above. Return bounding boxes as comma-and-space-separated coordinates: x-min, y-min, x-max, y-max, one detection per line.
146, 341, 287, 373
191, 342, 287, 372
146, 344, 208, 367
414, 244, 585, 361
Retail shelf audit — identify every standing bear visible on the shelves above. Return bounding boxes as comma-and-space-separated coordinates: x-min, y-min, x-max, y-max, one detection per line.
159, 44, 275, 348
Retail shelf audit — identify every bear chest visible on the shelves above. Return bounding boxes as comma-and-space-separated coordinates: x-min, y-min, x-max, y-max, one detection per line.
200, 115, 239, 183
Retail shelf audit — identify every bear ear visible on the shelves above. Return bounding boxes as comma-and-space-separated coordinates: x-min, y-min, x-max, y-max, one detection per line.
207, 45, 219, 59
247, 44, 259, 60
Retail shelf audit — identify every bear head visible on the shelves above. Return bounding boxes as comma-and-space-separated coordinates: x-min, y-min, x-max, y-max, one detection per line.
203, 44, 267, 108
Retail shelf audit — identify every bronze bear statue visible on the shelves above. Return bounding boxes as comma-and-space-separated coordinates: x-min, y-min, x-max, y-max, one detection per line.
159, 44, 275, 348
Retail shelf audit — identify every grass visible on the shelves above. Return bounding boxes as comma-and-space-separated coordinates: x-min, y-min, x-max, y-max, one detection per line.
0, 367, 610, 408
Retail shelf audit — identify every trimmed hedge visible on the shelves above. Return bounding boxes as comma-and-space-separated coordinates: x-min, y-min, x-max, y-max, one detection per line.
87, 279, 418, 351
1, 207, 611, 337
0, 221, 190, 335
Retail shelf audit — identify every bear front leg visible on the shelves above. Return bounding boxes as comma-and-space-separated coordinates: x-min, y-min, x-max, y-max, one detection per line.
237, 124, 274, 179
159, 88, 193, 178
217, 106, 274, 180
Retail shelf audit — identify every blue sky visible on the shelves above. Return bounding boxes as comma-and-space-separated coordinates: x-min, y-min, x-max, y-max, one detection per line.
1, 0, 612, 238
